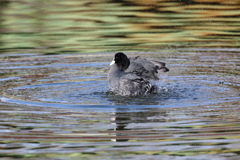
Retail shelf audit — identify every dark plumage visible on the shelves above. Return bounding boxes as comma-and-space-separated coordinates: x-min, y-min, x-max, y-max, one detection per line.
108, 52, 169, 96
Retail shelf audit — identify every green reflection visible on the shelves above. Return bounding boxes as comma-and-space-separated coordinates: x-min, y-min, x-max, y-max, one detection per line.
0, 0, 239, 54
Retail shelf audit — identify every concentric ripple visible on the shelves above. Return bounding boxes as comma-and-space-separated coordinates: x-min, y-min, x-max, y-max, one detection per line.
0, 54, 239, 108
0, 50, 239, 107
0, 50, 240, 159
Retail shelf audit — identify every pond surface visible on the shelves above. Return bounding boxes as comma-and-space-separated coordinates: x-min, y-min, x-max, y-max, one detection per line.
0, 0, 240, 159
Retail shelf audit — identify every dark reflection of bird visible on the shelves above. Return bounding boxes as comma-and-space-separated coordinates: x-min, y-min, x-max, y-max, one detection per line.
110, 108, 167, 142
108, 52, 169, 96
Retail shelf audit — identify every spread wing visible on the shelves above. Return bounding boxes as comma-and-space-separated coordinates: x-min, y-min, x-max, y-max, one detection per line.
125, 56, 169, 80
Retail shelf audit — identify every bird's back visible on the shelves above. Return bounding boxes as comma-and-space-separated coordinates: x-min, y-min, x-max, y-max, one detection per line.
125, 56, 167, 80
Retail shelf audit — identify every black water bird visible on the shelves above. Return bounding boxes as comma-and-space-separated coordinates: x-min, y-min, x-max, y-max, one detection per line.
108, 52, 169, 96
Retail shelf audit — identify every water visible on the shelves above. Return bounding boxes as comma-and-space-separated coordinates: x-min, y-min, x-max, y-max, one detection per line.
0, 0, 240, 159
0, 0, 239, 54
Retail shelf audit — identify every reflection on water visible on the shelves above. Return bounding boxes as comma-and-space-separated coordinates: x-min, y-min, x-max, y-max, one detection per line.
110, 108, 168, 142
0, 0, 239, 54
0, 0, 240, 159
0, 50, 239, 159
1, 102, 240, 159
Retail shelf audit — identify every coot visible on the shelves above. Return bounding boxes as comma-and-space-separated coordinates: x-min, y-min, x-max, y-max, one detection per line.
108, 52, 169, 96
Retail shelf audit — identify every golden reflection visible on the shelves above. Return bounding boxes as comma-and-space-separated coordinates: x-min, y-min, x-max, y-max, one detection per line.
194, 0, 240, 5
127, 0, 240, 5
0, 0, 239, 54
